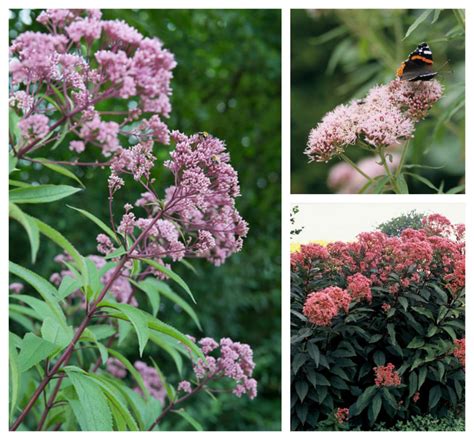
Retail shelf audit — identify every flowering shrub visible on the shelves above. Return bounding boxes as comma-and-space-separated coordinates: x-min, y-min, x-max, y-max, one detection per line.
291, 214, 465, 430
9, 9, 257, 431
304, 74, 452, 194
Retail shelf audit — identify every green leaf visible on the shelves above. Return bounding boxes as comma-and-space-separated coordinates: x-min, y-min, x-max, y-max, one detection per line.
9, 261, 67, 328
100, 301, 203, 360
142, 258, 196, 304
387, 323, 397, 346
33, 216, 86, 279
429, 384, 442, 409
9, 333, 21, 421
130, 279, 160, 317
307, 342, 320, 368
101, 302, 150, 357
18, 333, 59, 372
295, 381, 309, 402
405, 172, 439, 192
35, 158, 85, 188
67, 205, 119, 244
418, 366, 428, 389
373, 351, 386, 366
9, 110, 21, 147
172, 409, 203, 431
9, 184, 82, 204
9, 203, 40, 263
137, 278, 201, 329
407, 336, 424, 349
368, 393, 382, 425
398, 296, 409, 311
441, 325, 457, 341
396, 174, 409, 194
292, 353, 307, 374
58, 275, 82, 300
107, 348, 150, 399
404, 10, 433, 39
41, 317, 73, 349
351, 385, 377, 416
149, 332, 183, 375
408, 371, 417, 397
65, 367, 113, 431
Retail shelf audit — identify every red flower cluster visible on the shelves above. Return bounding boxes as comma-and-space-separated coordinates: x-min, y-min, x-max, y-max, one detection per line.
335, 407, 349, 424
373, 363, 401, 387
291, 215, 465, 297
412, 392, 420, 403
454, 338, 465, 368
347, 273, 372, 303
290, 243, 329, 271
303, 287, 350, 326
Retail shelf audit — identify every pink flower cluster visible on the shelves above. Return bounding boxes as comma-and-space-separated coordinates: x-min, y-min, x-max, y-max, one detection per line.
10, 9, 176, 155
335, 407, 349, 424
133, 360, 167, 403
453, 338, 465, 368
305, 79, 443, 162
303, 287, 350, 326
373, 363, 401, 387
106, 357, 127, 379
187, 336, 257, 400
105, 131, 248, 270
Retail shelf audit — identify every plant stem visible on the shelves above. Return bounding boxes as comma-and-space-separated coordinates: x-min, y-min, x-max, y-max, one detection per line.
36, 374, 65, 431
377, 147, 400, 193
147, 382, 207, 431
395, 140, 410, 179
10, 210, 165, 431
340, 153, 375, 184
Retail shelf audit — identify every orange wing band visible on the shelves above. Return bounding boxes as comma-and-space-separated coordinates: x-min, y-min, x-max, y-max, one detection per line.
409, 55, 433, 64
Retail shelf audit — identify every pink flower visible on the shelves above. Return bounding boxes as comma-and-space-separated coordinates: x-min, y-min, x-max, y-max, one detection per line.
106, 357, 127, 378
97, 234, 115, 255
69, 140, 85, 153
18, 114, 50, 142
187, 336, 257, 400
9, 282, 24, 294
306, 79, 443, 162
134, 361, 166, 403
177, 380, 192, 394
335, 407, 349, 424
374, 363, 401, 387
412, 392, 420, 403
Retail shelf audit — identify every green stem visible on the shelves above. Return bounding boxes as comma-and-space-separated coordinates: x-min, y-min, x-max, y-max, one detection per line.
395, 140, 410, 179
340, 153, 375, 184
377, 147, 400, 194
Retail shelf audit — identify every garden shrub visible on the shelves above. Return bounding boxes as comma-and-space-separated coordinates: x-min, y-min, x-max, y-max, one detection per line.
291, 213, 465, 431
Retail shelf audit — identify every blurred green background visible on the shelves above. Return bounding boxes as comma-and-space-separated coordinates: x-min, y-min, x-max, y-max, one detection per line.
291, 9, 465, 194
9, 9, 281, 431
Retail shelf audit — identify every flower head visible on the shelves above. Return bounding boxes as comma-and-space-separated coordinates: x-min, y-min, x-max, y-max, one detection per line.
374, 363, 401, 387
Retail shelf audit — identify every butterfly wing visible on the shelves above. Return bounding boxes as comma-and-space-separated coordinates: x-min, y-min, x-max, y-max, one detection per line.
396, 42, 437, 81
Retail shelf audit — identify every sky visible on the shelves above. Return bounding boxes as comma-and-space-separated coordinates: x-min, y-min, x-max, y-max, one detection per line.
292, 202, 465, 243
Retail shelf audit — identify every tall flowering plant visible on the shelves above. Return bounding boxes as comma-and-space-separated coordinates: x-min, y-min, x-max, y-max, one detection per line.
290, 214, 465, 430
9, 9, 257, 431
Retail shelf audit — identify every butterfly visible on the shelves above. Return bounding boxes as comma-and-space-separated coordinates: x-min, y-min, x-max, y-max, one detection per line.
396, 42, 438, 81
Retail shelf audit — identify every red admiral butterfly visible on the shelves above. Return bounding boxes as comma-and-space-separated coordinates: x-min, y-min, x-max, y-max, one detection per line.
396, 42, 438, 81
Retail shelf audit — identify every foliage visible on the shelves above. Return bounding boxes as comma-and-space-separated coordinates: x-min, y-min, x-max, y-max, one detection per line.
377, 211, 425, 236
375, 410, 465, 431
9, 9, 281, 431
291, 9, 465, 194
290, 215, 465, 431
